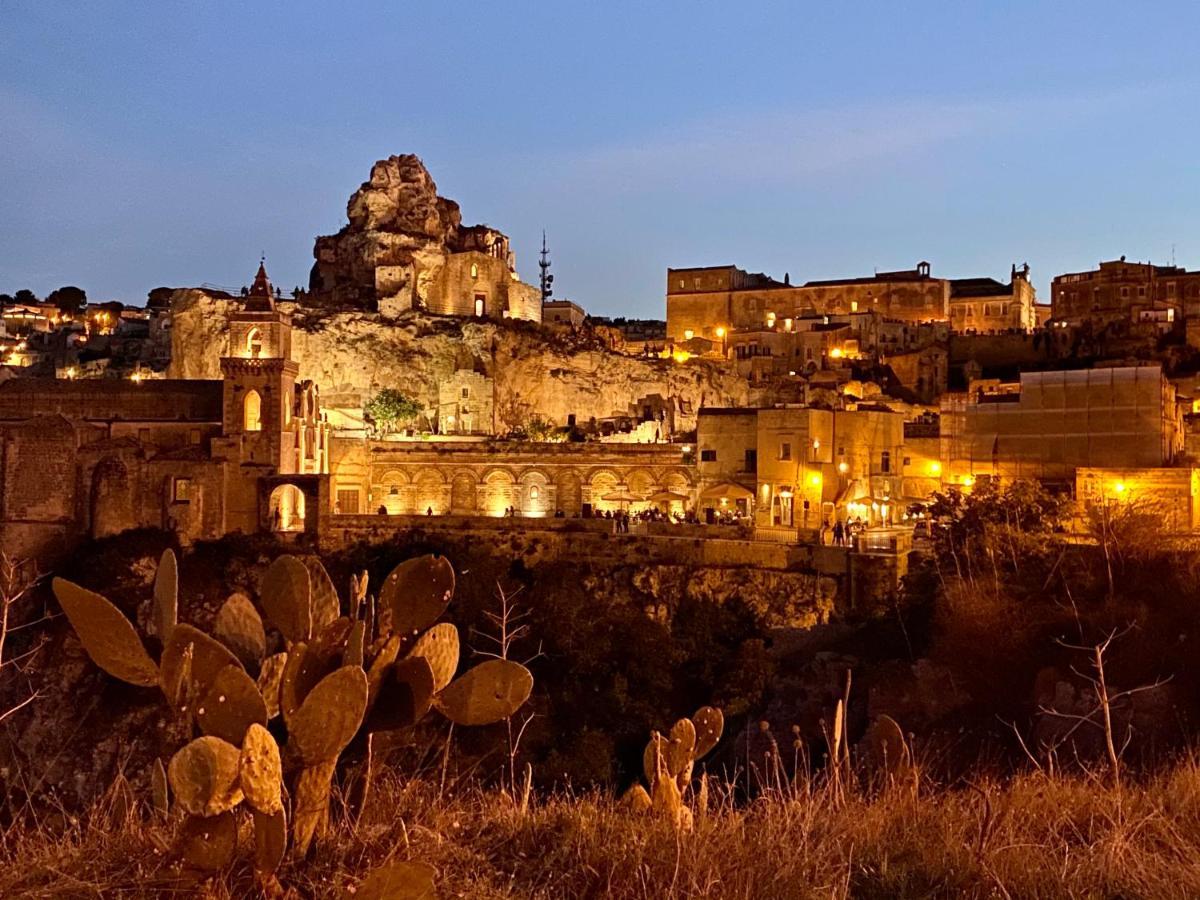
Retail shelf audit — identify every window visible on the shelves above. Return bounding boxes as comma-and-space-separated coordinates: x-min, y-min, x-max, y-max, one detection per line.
461, 387, 469, 399
903, 457, 911, 466
470, 263, 478, 279
243, 390, 262, 432
474, 294, 486, 316
850, 300, 858, 312
529, 485, 540, 501
246, 328, 263, 358
173, 477, 192, 503
683, 329, 694, 341
880, 451, 891, 473
1120, 286, 1130, 299
336, 489, 359, 515
189, 429, 201, 445
700, 449, 717, 462
779, 442, 792, 461
1138, 286, 1146, 298
744, 449, 757, 473
678, 279, 684, 289
693, 277, 701, 289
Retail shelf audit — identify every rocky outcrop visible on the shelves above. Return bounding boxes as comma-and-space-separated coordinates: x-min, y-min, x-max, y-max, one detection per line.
169, 293, 762, 432
308, 154, 515, 312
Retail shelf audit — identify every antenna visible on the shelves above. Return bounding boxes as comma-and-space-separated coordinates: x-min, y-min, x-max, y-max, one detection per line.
539, 230, 554, 302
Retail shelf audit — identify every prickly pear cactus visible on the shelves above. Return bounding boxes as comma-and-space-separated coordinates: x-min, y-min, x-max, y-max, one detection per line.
55, 547, 534, 885
631, 705, 725, 829
52, 578, 159, 687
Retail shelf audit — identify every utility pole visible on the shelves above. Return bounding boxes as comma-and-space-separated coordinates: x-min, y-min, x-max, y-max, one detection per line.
539, 231, 554, 303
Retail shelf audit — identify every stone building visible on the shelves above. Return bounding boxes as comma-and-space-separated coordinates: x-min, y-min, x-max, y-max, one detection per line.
939, 365, 1184, 484
666, 261, 957, 343
696, 405, 905, 528
326, 439, 693, 518
1051, 256, 1200, 328
0, 264, 330, 560
948, 264, 1037, 333
543, 300, 587, 327
308, 155, 540, 322
437, 370, 493, 435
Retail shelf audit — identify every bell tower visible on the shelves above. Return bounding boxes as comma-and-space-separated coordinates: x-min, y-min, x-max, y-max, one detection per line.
216, 261, 299, 473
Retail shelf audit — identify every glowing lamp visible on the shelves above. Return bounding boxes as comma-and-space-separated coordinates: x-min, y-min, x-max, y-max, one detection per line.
929, 461, 942, 476
838, 462, 849, 474
962, 476, 975, 487
830, 347, 843, 359
808, 474, 822, 487
1113, 482, 1126, 495
715, 326, 726, 338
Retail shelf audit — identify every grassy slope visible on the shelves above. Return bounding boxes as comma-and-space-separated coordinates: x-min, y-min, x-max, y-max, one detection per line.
6, 764, 1200, 899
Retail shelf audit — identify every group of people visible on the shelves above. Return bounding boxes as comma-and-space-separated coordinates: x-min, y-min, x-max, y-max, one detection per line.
822, 516, 868, 547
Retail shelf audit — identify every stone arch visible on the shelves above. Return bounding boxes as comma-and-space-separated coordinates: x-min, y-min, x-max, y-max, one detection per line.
482, 469, 516, 517
624, 468, 656, 499
412, 468, 448, 515
449, 471, 477, 514
664, 470, 692, 495
268, 483, 306, 532
378, 469, 409, 515
588, 469, 620, 512
246, 327, 263, 358
90, 456, 134, 539
517, 469, 551, 517
244, 389, 263, 431
554, 467, 582, 515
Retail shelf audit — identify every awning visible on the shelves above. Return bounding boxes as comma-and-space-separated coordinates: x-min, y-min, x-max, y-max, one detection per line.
601, 491, 642, 503
834, 479, 869, 504
699, 482, 754, 501
647, 490, 690, 503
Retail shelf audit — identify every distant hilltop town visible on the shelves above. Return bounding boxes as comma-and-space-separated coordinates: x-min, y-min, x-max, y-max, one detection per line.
2, 153, 1200, 583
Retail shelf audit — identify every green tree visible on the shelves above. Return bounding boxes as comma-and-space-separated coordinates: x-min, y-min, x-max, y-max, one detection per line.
364, 388, 423, 435
523, 415, 563, 443
47, 286, 87, 314
12, 289, 37, 306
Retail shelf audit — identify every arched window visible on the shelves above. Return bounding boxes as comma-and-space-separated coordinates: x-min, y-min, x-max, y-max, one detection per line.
244, 390, 262, 432
246, 328, 263, 358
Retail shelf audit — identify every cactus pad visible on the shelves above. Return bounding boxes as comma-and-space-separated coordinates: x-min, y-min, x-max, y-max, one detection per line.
622, 783, 652, 814
434, 659, 533, 727
345, 620, 366, 668
667, 718, 697, 777
692, 706, 724, 760
213, 592, 267, 669
367, 634, 403, 706
253, 807, 287, 876
179, 810, 237, 871
292, 758, 336, 857
160, 623, 243, 707
151, 757, 169, 818
289, 665, 369, 765
196, 664, 267, 745
52, 578, 159, 687
152, 548, 178, 640
256, 652, 288, 719
238, 722, 283, 816
300, 556, 341, 631
379, 554, 455, 636
363, 656, 434, 733
351, 860, 437, 900
406, 622, 460, 692
167, 736, 244, 817
642, 732, 668, 785
260, 554, 312, 643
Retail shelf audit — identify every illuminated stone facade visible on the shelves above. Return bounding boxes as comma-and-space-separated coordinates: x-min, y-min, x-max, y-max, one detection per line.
1051, 257, 1200, 327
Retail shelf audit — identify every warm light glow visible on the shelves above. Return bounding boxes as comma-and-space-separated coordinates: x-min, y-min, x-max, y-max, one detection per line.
683, 329, 695, 341
130, 371, 143, 383
64, 366, 77, 380
682, 445, 693, 454
812, 439, 820, 450
808, 473, 822, 487
671, 350, 692, 364
715, 326, 726, 338
1113, 482, 1126, 495
962, 475, 975, 487
838, 461, 849, 474
830, 347, 843, 359
929, 461, 942, 476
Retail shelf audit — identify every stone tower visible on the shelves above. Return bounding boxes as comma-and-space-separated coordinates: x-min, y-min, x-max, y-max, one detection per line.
217, 262, 300, 473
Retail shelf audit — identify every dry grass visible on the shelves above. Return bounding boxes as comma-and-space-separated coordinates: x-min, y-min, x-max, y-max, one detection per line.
7, 761, 1200, 899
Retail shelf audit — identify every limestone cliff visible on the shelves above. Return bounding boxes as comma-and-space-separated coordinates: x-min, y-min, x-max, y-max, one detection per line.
168, 292, 761, 432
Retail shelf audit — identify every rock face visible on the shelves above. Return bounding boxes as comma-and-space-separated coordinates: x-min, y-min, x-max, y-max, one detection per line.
169, 294, 762, 433
308, 154, 535, 319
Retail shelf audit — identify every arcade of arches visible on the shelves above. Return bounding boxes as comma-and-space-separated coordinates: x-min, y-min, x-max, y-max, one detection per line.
328, 442, 694, 517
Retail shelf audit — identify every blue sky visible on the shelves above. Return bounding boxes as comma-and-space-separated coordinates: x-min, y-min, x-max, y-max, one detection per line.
2, 1, 1199, 317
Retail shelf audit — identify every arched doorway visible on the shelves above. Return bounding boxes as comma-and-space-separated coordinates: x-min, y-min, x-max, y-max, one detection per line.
269, 484, 306, 532
450, 472, 476, 514
244, 389, 263, 431
554, 468, 582, 515
91, 456, 134, 539
413, 469, 447, 515
482, 470, 515, 516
